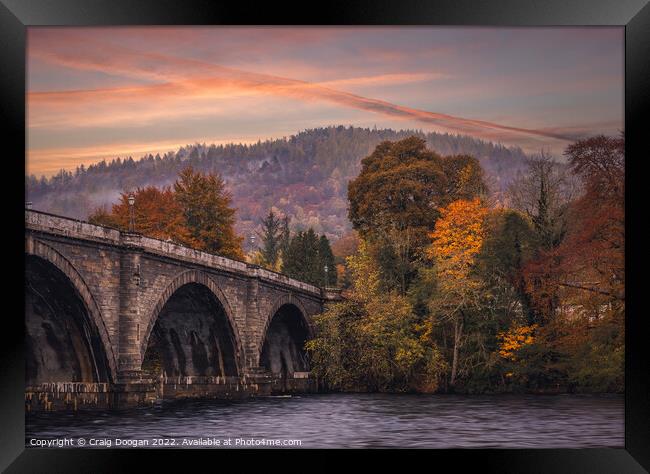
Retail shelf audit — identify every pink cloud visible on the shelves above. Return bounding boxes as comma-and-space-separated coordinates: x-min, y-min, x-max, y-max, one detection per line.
29, 34, 586, 143
26, 27, 623, 175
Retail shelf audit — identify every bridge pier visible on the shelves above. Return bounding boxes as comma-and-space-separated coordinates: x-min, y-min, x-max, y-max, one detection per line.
118, 233, 145, 378
244, 267, 263, 371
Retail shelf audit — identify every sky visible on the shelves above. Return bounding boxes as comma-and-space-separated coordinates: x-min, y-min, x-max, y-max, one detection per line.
27, 27, 624, 177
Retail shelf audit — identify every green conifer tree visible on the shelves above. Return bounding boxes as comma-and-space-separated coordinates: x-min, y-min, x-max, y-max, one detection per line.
318, 234, 337, 287
279, 215, 291, 261
258, 209, 282, 269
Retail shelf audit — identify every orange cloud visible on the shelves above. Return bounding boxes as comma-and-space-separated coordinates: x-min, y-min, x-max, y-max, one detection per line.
27, 28, 624, 176
29, 39, 583, 143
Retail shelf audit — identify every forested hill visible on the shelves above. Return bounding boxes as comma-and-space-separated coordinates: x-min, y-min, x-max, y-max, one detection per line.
26, 126, 529, 243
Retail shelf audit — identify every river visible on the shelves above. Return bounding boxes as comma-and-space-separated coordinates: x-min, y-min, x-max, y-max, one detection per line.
25, 393, 623, 449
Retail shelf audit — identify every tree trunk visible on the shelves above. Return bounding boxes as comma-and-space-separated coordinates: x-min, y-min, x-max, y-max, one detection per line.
450, 317, 463, 389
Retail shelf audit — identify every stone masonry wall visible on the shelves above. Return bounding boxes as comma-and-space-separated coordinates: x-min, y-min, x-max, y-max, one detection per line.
25, 210, 329, 384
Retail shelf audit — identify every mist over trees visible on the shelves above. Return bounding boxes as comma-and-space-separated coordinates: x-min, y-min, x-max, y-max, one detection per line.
26, 126, 529, 244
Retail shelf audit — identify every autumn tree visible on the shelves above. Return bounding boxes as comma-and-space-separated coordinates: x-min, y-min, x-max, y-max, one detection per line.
521, 136, 624, 320
246, 248, 267, 267
348, 136, 447, 236
331, 230, 360, 290
513, 135, 625, 392
566, 133, 624, 198
427, 198, 489, 389
562, 134, 625, 303
441, 154, 488, 201
173, 166, 244, 260
347, 136, 485, 293
306, 240, 446, 392
88, 169, 243, 259
89, 186, 195, 246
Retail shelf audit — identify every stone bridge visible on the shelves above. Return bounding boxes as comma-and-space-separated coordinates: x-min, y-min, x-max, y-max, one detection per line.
24, 210, 342, 411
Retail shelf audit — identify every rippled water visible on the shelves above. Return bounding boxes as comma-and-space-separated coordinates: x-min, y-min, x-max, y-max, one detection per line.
25, 393, 624, 448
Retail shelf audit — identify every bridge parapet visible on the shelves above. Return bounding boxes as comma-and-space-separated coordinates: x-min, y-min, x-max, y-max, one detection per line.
138, 233, 250, 272
245, 263, 320, 294
26, 210, 321, 296
26, 208, 121, 243
322, 287, 345, 301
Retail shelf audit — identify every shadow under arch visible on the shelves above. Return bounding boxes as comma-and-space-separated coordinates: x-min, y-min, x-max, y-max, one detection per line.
25, 239, 116, 384
141, 270, 243, 378
259, 295, 313, 377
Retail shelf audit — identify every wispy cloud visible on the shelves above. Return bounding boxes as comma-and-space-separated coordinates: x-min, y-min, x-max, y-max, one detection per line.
26, 27, 624, 176
29, 38, 584, 142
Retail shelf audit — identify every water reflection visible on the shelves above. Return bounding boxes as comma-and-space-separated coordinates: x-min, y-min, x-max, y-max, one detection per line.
25, 393, 624, 448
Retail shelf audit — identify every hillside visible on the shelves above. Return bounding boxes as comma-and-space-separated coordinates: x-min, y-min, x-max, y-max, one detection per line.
25, 126, 529, 246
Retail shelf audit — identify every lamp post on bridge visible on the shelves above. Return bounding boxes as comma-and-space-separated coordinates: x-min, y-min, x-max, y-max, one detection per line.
324, 264, 328, 288
128, 193, 135, 232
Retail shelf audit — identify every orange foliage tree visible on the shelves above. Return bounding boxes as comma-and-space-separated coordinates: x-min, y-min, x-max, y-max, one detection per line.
427, 197, 489, 388
174, 167, 244, 260
89, 167, 244, 260
497, 324, 538, 362
89, 186, 196, 246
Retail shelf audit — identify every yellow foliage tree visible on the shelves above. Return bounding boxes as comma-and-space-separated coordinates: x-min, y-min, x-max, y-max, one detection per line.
497, 324, 538, 361
427, 198, 489, 388
306, 239, 446, 392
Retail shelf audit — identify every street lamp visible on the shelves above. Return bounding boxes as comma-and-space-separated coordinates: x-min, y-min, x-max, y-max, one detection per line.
324, 264, 329, 287
128, 193, 135, 232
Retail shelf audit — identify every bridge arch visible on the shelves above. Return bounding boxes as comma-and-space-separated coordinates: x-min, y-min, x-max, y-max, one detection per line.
25, 238, 117, 383
141, 270, 244, 377
258, 294, 313, 375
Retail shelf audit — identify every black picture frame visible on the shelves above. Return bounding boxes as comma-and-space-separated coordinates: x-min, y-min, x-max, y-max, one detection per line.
1, 0, 648, 471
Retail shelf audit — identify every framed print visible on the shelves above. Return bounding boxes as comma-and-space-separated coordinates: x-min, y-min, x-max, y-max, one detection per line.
1, 0, 648, 471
